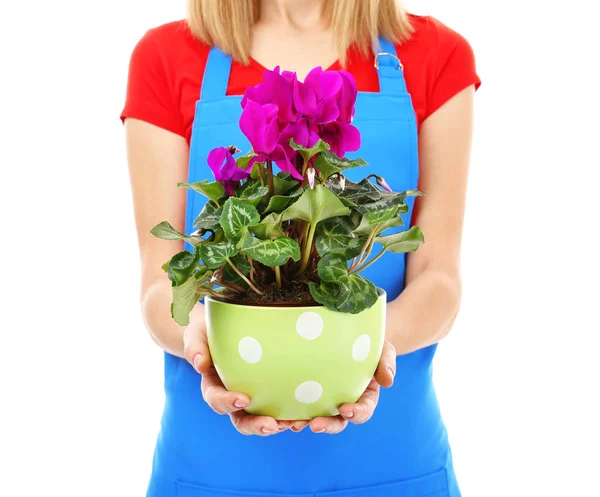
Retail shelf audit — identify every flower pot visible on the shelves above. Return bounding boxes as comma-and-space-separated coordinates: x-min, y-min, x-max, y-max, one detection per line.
205, 289, 386, 420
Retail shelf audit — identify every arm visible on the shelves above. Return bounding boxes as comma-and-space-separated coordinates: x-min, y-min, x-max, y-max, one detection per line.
386, 85, 475, 355
125, 118, 204, 358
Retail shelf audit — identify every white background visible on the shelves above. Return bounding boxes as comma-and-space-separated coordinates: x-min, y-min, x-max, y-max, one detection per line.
1, 0, 599, 495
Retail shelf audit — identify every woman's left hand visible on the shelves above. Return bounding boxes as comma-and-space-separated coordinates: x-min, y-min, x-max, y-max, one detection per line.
283, 340, 397, 434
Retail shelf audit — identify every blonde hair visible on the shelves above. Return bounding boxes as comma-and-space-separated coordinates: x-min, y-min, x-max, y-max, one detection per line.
187, 0, 414, 66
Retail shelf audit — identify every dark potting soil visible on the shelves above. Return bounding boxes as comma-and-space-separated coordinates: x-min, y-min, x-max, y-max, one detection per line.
233, 282, 319, 307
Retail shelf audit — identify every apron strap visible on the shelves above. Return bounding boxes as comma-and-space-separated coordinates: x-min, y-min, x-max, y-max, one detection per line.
374, 37, 408, 95
200, 46, 233, 101
200, 38, 408, 101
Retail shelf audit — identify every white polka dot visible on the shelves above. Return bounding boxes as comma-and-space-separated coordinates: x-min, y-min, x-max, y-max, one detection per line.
238, 337, 262, 364
296, 312, 324, 340
294, 381, 323, 404
352, 334, 371, 362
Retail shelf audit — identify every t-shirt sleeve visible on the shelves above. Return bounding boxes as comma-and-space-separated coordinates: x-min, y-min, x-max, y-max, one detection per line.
120, 29, 185, 137
425, 17, 481, 119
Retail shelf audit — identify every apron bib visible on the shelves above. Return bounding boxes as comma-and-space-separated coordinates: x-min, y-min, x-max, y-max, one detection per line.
147, 39, 461, 497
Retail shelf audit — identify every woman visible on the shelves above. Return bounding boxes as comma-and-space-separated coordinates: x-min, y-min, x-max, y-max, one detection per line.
121, 0, 480, 495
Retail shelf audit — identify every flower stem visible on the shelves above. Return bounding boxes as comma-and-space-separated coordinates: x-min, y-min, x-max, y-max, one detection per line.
295, 222, 317, 276
300, 158, 309, 187
247, 256, 256, 284
215, 278, 244, 294
274, 266, 282, 288
227, 258, 264, 295
257, 164, 265, 187
349, 248, 386, 274
350, 225, 378, 270
266, 159, 275, 196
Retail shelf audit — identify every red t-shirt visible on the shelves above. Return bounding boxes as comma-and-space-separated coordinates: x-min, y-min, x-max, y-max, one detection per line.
120, 14, 480, 142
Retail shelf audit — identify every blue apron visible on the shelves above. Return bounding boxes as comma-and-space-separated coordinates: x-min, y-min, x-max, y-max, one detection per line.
146, 39, 461, 497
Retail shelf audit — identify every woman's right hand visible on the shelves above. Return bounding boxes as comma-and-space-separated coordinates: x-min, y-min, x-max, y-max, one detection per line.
183, 318, 289, 436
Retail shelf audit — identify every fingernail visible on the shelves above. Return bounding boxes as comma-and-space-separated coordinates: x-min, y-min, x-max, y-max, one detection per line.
341, 411, 354, 419
261, 427, 277, 434
314, 427, 326, 433
387, 367, 395, 379
234, 399, 248, 408
193, 353, 203, 372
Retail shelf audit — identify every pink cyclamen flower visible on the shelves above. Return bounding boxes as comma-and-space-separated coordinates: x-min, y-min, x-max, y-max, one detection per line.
239, 99, 302, 180
319, 121, 361, 157
293, 67, 343, 125
241, 66, 297, 123
207, 147, 252, 195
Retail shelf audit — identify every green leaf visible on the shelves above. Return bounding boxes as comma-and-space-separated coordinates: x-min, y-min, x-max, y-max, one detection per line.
250, 161, 265, 180
167, 247, 200, 285
150, 221, 203, 246
314, 152, 368, 179
178, 180, 225, 203
318, 215, 361, 236
317, 254, 349, 284
199, 241, 239, 269
237, 150, 256, 171
263, 187, 302, 214
353, 211, 406, 236
354, 191, 408, 214
171, 269, 213, 326
221, 253, 251, 286
249, 213, 286, 240
366, 205, 399, 225
315, 220, 364, 259
289, 138, 330, 162
339, 197, 358, 208
236, 180, 269, 207
219, 197, 260, 241
328, 177, 380, 203
316, 233, 363, 260
281, 185, 351, 225
240, 234, 301, 267
308, 281, 340, 312
193, 202, 223, 231
375, 226, 425, 253
273, 174, 298, 195
336, 275, 379, 314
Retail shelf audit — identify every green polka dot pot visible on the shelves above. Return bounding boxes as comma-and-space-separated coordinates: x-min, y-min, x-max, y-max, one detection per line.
205, 289, 386, 420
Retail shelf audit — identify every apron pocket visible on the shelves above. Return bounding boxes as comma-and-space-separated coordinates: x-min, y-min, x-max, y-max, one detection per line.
176, 468, 449, 497
175, 481, 311, 497
316, 468, 448, 497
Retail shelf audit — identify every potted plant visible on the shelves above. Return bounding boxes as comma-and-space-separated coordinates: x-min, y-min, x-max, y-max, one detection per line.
150, 67, 425, 420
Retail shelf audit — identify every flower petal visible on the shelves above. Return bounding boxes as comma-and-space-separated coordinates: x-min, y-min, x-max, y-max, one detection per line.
207, 147, 229, 181
338, 71, 358, 123
293, 80, 317, 117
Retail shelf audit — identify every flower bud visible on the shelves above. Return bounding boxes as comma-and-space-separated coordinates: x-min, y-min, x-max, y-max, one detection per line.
307, 167, 316, 189
376, 176, 392, 192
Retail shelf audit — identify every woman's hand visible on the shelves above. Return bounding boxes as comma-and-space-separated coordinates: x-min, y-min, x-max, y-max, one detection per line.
288, 341, 397, 434
183, 319, 287, 436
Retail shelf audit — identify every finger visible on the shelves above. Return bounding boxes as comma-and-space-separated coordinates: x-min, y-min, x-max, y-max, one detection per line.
200, 367, 251, 415
310, 415, 348, 434
229, 411, 280, 436
290, 420, 310, 433
374, 340, 396, 388
183, 321, 212, 374
339, 378, 380, 424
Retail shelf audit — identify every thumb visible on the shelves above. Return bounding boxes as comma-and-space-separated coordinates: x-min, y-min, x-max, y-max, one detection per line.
183, 320, 212, 374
